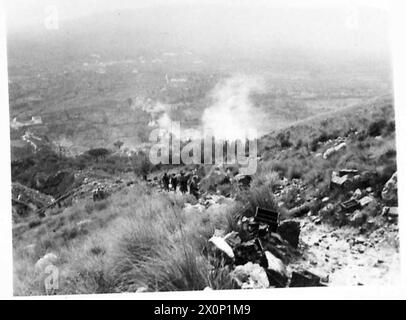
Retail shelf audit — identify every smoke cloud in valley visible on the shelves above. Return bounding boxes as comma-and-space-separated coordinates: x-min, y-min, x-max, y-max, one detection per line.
202, 76, 266, 141
150, 76, 266, 142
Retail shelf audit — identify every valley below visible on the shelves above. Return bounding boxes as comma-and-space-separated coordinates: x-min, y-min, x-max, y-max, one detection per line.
6, 5, 399, 296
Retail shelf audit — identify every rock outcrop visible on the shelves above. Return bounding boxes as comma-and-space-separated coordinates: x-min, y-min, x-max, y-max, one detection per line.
382, 172, 397, 205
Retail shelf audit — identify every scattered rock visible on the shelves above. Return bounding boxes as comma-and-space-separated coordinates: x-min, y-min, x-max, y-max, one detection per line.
354, 236, 366, 245
358, 245, 366, 254
289, 201, 315, 217
319, 203, 335, 217
204, 195, 229, 207
231, 262, 269, 289
335, 142, 347, 151
77, 219, 92, 227
209, 236, 235, 259
331, 171, 354, 189
382, 172, 397, 204
359, 196, 374, 207
313, 217, 322, 225
264, 251, 288, 287
350, 210, 366, 227
388, 207, 398, 218
381, 206, 390, 216
35, 253, 58, 273
353, 189, 362, 199
264, 251, 287, 275
290, 270, 324, 287
184, 203, 205, 213
277, 220, 301, 248
323, 143, 346, 159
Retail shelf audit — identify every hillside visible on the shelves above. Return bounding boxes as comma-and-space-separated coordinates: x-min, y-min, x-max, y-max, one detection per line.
7, 4, 397, 295
12, 96, 399, 295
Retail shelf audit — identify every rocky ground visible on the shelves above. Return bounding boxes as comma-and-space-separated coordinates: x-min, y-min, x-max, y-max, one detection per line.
148, 163, 400, 289
13, 156, 400, 291
291, 219, 400, 287
12, 99, 400, 292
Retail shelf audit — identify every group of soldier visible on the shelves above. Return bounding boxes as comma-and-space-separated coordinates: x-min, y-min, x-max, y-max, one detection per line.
161, 170, 200, 198
92, 186, 107, 202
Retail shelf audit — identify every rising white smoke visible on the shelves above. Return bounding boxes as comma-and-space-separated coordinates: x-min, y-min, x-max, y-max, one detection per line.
202, 75, 266, 141
156, 112, 172, 130
153, 75, 266, 142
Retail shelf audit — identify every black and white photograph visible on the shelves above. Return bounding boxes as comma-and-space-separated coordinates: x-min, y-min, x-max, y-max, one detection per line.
0, 0, 404, 299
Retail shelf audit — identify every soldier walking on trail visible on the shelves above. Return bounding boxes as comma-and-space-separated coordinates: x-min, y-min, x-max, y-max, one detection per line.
93, 187, 106, 202
189, 175, 199, 198
170, 174, 178, 192
179, 171, 188, 194
162, 172, 170, 191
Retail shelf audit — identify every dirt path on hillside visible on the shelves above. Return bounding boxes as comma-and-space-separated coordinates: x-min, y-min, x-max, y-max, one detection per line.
289, 218, 400, 287
155, 184, 400, 287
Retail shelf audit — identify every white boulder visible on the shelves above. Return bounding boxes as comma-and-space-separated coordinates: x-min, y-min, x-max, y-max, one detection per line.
232, 262, 269, 289
35, 253, 58, 273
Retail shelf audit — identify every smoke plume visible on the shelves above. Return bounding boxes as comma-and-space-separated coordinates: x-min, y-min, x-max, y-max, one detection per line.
202, 75, 266, 141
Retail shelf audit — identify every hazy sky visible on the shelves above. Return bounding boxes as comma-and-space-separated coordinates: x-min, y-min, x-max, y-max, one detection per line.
4, 0, 389, 29
5, 0, 230, 29
4, 0, 391, 60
